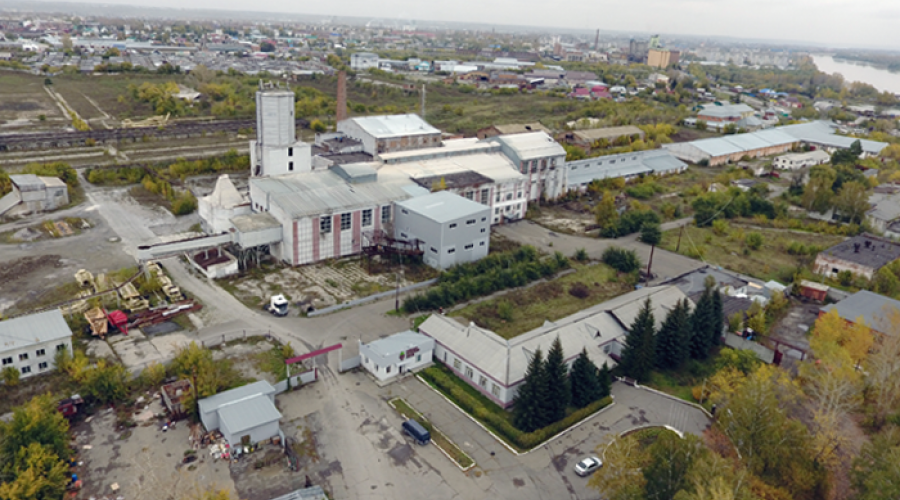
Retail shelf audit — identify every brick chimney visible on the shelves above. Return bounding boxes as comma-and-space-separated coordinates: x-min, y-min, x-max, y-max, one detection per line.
336, 71, 348, 123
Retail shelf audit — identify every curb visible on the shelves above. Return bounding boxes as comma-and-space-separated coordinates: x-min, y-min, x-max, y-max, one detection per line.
617, 377, 713, 419
387, 397, 476, 472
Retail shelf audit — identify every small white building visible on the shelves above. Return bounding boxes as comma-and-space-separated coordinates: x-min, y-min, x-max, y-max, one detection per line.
350, 52, 379, 71
0, 310, 73, 380
198, 381, 282, 447
4, 174, 69, 214
773, 150, 830, 170
359, 330, 435, 382
394, 191, 491, 270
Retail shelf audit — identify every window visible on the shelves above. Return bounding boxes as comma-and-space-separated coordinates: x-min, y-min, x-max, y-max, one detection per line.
464, 243, 474, 250
447, 248, 456, 254
495, 194, 501, 203
386, 366, 391, 373
603, 344, 611, 354
430, 247, 437, 253
288, 147, 293, 156
505, 193, 512, 201
362, 209, 373, 227
288, 161, 294, 171
466, 219, 476, 225
464, 191, 474, 200
478, 375, 487, 387
491, 384, 500, 397
400, 232, 408, 238
320, 216, 332, 234
401, 209, 409, 215
517, 191, 522, 199
340, 213, 351, 231
56, 344, 66, 351
416, 354, 422, 362
382, 205, 391, 224
481, 217, 487, 222
375, 364, 380, 371
38, 362, 48, 371
494, 208, 500, 215
610, 159, 616, 164
453, 358, 462, 371
480, 241, 485, 246
21, 366, 30, 374
449, 223, 457, 229
465, 366, 474, 379
36, 349, 45, 357
480, 228, 486, 233
19, 353, 28, 361
1, 357, 11, 366
481, 189, 489, 204
541, 159, 547, 170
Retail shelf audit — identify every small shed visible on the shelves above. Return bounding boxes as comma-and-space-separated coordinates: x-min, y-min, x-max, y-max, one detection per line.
359, 330, 434, 383
798, 280, 829, 302
198, 381, 282, 447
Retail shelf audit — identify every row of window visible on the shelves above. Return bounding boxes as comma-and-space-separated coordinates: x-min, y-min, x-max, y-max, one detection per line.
436, 241, 485, 255
494, 191, 524, 203
320, 206, 391, 234
569, 156, 641, 170
450, 355, 501, 397
520, 157, 558, 174
494, 204, 523, 215
2, 347, 51, 366
448, 217, 487, 230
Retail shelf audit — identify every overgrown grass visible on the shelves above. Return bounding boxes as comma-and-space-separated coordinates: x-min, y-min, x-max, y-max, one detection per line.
389, 397, 475, 469
451, 262, 632, 339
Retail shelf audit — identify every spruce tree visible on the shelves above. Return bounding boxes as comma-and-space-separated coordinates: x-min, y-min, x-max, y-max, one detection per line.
570, 348, 601, 408
514, 348, 549, 432
598, 362, 612, 399
544, 337, 569, 423
689, 288, 713, 360
619, 298, 656, 383
655, 299, 691, 370
710, 288, 724, 346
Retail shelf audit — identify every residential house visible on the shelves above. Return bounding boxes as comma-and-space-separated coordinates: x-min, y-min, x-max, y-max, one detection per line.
0, 310, 73, 380
813, 233, 900, 280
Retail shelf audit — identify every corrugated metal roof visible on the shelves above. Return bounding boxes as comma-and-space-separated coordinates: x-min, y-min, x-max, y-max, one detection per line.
779, 121, 887, 154
572, 126, 644, 142
197, 380, 276, 415
685, 137, 745, 157
252, 170, 416, 219
269, 486, 328, 500
820, 290, 900, 334
364, 330, 435, 359
698, 103, 753, 118
380, 152, 525, 185
8, 174, 44, 188
217, 393, 282, 434
492, 131, 566, 160
566, 150, 685, 188
346, 114, 440, 139
396, 191, 489, 224
0, 310, 72, 354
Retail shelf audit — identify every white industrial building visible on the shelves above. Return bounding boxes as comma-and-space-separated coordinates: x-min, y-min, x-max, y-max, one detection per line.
489, 132, 567, 201
566, 149, 687, 191
0, 310, 73, 380
250, 83, 311, 178
0, 174, 69, 217
394, 191, 491, 269
773, 150, 830, 170
350, 52, 379, 71
359, 330, 435, 383
337, 115, 442, 156
198, 174, 251, 234
418, 286, 688, 407
198, 381, 282, 447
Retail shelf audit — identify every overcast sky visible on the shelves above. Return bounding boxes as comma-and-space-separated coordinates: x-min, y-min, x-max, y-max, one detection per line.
53, 0, 899, 49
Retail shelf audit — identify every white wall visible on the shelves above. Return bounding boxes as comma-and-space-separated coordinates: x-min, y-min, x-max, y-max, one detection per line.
220, 418, 281, 447
0, 337, 72, 380
360, 346, 433, 382
432, 344, 516, 407
337, 120, 378, 156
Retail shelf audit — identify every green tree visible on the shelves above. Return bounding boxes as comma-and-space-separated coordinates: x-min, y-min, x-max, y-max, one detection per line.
310, 119, 327, 132
0, 443, 69, 500
655, 298, 692, 370
1, 366, 19, 387
544, 337, 569, 422
831, 139, 862, 165
602, 246, 641, 273
834, 181, 870, 224
598, 362, 611, 399
513, 348, 549, 432
570, 349, 601, 408
801, 166, 837, 213
0, 394, 71, 467
594, 190, 619, 228
260, 41, 275, 52
640, 222, 662, 277
851, 426, 900, 500
744, 232, 763, 250
80, 360, 130, 404
643, 432, 706, 500
690, 287, 714, 359
710, 287, 723, 347
619, 298, 656, 383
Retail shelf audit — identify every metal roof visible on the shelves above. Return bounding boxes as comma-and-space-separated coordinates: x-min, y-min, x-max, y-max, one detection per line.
345, 114, 440, 139
217, 394, 282, 434
252, 170, 416, 219
8, 174, 44, 189
566, 150, 685, 188
697, 103, 753, 118
819, 233, 900, 270
820, 290, 900, 334
0, 310, 72, 354
778, 121, 887, 154
363, 330, 435, 359
490, 123, 551, 135
380, 152, 525, 185
491, 131, 566, 160
269, 486, 327, 500
572, 126, 644, 142
396, 191, 489, 224
197, 380, 277, 415
688, 137, 746, 157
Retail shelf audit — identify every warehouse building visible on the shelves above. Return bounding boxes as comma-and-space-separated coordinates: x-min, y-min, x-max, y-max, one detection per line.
566, 149, 687, 191
198, 381, 282, 447
489, 132, 567, 201
337, 114, 442, 156
813, 233, 900, 280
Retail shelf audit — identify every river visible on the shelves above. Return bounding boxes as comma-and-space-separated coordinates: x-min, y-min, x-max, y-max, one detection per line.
811, 54, 900, 94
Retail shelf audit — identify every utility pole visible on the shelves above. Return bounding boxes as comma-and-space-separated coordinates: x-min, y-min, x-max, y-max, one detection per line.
675, 223, 685, 253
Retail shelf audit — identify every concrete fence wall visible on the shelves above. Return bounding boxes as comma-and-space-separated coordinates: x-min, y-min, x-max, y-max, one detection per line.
723, 332, 775, 364
307, 278, 439, 317
340, 355, 361, 372
273, 369, 317, 394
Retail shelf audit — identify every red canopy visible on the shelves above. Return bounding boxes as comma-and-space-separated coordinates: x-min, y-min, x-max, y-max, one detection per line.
107, 310, 128, 335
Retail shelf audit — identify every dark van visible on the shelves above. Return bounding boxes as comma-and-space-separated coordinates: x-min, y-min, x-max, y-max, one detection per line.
402, 419, 431, 445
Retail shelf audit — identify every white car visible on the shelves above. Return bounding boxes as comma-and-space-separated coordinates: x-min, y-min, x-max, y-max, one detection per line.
574, 456, 602, 476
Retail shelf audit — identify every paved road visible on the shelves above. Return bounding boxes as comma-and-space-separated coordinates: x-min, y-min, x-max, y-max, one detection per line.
495, 220, 705, 285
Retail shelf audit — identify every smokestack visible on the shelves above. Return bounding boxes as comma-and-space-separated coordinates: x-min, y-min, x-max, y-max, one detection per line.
420, 84, 426, 119
336, 71, 348, 123
594, 29, 600, 51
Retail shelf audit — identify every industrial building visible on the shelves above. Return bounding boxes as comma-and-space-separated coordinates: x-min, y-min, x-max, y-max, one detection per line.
0, 174, 69, 217
251, 83, 311, 178
393, 191, 491, 269
820, 290, 900, 336
198, 381, 282, 447
773, 150, 831, 170
647, 48, 680, 68
489, 132, 567, 201
558, 126, 646, 154
0, 310, 73, 380
359, 330, 435, 383
418, 286, 688, 408
813, 233, 900, 280
566, 149, 687, 191
337, 114, 442, 155
350, 52, 379, 71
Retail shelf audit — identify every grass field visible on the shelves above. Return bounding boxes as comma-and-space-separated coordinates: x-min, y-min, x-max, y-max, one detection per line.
659, 223, 845, 282
451, 262, 633, 339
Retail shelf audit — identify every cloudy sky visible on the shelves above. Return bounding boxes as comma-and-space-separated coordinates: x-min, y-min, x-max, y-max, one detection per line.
55, 0, 899, 49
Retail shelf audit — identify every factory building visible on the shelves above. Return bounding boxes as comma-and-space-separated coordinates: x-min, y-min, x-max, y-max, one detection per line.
250, 82, 312, 177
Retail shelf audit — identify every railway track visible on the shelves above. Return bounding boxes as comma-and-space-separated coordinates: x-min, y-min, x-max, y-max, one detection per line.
0, 118, 309, 151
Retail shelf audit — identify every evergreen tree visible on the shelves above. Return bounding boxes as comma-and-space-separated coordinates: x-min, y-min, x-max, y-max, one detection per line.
619, 298, 656, 383
710, 288, 724, 347
655, 299, 691, 370
570, 348, 601, 408
689, 288, 714, 359
544, 337, 569, 422
514, 348, 549, 432
598, 362, 612, 399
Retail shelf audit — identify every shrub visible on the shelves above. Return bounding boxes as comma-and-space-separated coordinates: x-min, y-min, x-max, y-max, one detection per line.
497, 300, 514, 321
171, 192, 198, 215
602, 246, 641, 273
711, 219, 730, 236
568, 282, 590, 299
625, 182, 662, 200
745, 232, 764, 251
573, 248, 589, 262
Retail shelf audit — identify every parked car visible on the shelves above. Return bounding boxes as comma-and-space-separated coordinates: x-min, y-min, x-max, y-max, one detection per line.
402, 419, 431, 445
574, 456, 603, 476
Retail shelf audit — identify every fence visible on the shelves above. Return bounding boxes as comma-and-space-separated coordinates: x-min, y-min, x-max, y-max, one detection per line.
273, 369, 317, 394
723, 332, 776, 364
307, 278, 439, 317
200, 329, 271, 348
340, 355, 361, 373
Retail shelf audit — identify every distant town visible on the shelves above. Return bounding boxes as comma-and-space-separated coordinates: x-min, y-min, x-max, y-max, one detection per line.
0, 5, 899, 500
